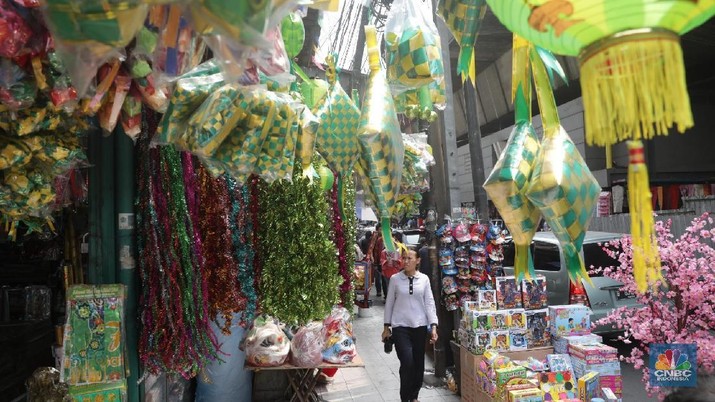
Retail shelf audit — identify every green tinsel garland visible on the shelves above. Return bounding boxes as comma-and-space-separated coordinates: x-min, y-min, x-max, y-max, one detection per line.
257, 169, 340, 325
342, 173, 357, 310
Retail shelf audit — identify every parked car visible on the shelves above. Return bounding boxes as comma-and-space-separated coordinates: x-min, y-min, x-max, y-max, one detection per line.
503, 231, 640, 336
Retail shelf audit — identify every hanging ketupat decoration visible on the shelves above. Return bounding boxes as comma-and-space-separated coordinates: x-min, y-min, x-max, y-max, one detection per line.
525, 45, 600, 285
357, 25, 405, 252
483, 35, 541, 281
437, 0, 488, 83
484, 0, 715, 147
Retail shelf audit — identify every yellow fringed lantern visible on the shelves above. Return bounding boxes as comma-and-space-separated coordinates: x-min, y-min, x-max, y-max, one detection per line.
627, 140, 662, 293
485, 0, 715, 146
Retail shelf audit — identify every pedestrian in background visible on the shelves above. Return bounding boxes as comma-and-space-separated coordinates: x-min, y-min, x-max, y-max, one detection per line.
382, 246, 438, 402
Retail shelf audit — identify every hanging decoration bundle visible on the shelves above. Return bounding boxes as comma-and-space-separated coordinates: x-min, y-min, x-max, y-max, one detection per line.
525, 46, 600, 285
437, 0, 488, 83
356, 25, 405, 252
196, 165, 246, 334
329, 173, 354, 310
482, 0, 713, 292
483, 35, 542, 281
257, 170, 340, 325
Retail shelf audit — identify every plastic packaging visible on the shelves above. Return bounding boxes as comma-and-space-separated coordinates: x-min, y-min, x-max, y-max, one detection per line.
41, 0, 148, 97
0, 0, 32, 59
121, 90, 142, 141
321, 306, 356, 364
0, 59, 37, 110
99, 75, 131, 134
243, 316, 291, 367
290, 322, 324, 367
385, 0, 444, 95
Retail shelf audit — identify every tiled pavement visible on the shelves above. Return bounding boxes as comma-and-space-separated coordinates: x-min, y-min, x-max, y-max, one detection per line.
316, 288, 460, 402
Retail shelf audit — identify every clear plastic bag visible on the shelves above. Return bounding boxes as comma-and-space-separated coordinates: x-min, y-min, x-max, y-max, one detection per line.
290, 321, 324, 367
384, 0, 445, 95
322, 306, 356, 364
243, 316, 291, 367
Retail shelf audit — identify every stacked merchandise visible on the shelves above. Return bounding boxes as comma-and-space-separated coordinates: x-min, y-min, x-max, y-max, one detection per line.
548, 305, 623, 399
459, 275, 550, 355
440, 221, 508, 312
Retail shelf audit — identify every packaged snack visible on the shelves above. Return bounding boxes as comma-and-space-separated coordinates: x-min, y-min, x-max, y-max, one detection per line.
549, 305, 592, 337
521, 275, 548, 310
496, 276, 522, 309
525, 309, 550, 348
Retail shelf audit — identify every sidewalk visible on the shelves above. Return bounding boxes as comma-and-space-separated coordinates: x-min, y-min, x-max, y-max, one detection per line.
317, 287, 460, 402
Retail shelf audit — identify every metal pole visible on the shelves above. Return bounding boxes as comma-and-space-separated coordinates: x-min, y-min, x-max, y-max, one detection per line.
115, 128, 139, 402
464, 79, 489, 218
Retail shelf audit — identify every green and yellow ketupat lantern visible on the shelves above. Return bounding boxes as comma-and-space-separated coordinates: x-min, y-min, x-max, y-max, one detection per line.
356, 26, 405, 252
483, 36, 541, 281
438, 0, 488, 82
485, 0, 715, 147
281, 12, 305, 59
525, 45, 600, 286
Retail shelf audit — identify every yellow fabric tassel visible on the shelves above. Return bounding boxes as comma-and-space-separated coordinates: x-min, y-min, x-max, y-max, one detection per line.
580, 29, 693, 147
627, 140, 663, 293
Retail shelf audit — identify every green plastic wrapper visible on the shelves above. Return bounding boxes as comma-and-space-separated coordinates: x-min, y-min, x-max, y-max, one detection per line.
483, 85, 541, 281
154, 61, 225, 150
357, 26, 405, 252
310, 55, 361, 177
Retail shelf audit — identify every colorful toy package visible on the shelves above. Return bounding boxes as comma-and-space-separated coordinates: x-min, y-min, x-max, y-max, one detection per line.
473, 331, 491, 354
491, 330, 510, 352
61, 284, 126, 399
552, 333, 603, 355
509, 387, 545, 402
496, 276, 522, 309
525, 309, 550, 348
509, 330, 528, 351
548, 305, 592, 337
547, 354, 575, 378
538, 371, 577, 401
478, 289, 497, 311
568, 343, 618, 365
507, 308, 527, 330
521, 275, 547, 310
578, 371, 600, 402
473, 312, 491, 332
491, 310, 509, 330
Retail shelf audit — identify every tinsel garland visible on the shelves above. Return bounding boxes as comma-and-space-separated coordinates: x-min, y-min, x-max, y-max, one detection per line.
196, 165, 245, 334
329, 173, 354, 309
137, 110, 219, 378
227, 175, 258, 326
250, 175, 262, 312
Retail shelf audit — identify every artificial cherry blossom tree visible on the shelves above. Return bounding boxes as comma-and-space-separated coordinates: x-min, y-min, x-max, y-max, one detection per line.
592, 213, 715, 398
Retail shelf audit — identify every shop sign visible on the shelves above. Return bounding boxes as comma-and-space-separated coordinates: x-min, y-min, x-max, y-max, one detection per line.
649, 343, 697, 387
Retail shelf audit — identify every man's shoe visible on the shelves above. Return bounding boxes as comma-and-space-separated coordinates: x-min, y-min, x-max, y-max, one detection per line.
376, 293, 382, 298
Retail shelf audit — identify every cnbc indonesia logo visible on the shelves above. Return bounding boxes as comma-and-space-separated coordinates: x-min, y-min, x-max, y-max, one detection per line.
650, 344, 697, 387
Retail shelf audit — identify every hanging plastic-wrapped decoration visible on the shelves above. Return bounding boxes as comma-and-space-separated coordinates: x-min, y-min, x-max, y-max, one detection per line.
437, 0, 487, 82
356, 25, 405, 252
525, 46, 600, 285
483, 36, 541, 281
41, 0, 149, 97
384, 0, 445, 95
485, 0, 715, 147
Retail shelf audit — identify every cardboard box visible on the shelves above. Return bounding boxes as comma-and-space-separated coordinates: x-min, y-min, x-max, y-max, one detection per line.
600, 375, 623, 396
509, 388, 544, 402
507, 309, 527, 330
578, 371, 600, 402
568, 343, 618, 364
521, 276, 548, 310
552, 334, 603, 354
546, 354, 575, 377
491, 310, 510, 330
509, 330, 528, 351
473, 311, 492, 331
479, 289, 498, 311
496, 276, 523, 309
492, 330, 511, 352
602, 387, 620, 401
572, 358, 621, 378
525, 309, 550, 348
548, 305, 592, 336
538, 371, 578, 400
496, 366, 527, 385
